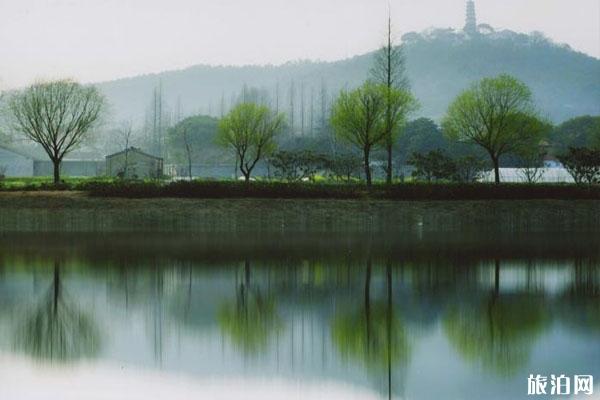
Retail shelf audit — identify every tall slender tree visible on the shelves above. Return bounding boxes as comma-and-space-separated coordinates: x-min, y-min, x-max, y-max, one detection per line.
300, 81, 306, 136
289, 80, 295, 134
371, 14, 413, 183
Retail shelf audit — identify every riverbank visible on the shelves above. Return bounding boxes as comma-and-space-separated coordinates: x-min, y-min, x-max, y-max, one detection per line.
0, 191, 599, 233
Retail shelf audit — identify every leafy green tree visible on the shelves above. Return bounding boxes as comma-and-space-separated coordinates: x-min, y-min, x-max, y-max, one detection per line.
512, 117, 553, 183
558, 147, 600, 184
325, 152, 363, 182
408, 150, 456, 182
8, 80, 105, 184
443, 75, 543, 184
396, 118, 448, 163
268, 150, 325, 182
330, 82, 388, 186
550, 115, 600, 152
443, 262, 549, 376
217, 103, 285, 182
453, 155, 487, 183
168, 115, 219, 179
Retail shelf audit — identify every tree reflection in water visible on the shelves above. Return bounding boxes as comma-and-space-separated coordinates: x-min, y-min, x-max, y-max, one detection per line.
218, 260, 282, 355
558, 260, 600, 334
443, 259, 549, 376
332, 258, 409, 399
13, 261, 100, 362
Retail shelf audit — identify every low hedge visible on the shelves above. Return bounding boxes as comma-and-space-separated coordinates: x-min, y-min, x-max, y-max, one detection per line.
2, 178, 599, 200
84, 180, 600, 200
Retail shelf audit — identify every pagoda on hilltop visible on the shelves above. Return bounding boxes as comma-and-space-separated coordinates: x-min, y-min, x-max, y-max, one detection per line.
464, 1, 478, 34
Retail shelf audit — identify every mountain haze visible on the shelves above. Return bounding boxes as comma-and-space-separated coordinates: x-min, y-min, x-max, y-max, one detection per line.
97, 27, 600, 126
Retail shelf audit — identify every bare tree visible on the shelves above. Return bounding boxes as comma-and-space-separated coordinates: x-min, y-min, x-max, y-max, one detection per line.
116, 120, 134, 178
8, 80, 105, 183
310, 86, 315, 137
274, 81, 280, 114
300, 81, 305, 136
319, 80, 329, 135
289, 80, 295, 134
182, 126, 193, 180
220, 92, 225, 118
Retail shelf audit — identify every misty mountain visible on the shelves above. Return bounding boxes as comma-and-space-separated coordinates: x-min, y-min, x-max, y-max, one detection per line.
96, 27, 600, 127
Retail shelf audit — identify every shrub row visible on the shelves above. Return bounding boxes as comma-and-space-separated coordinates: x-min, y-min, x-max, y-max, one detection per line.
2, 178, 599, 200
83, 180, 600, 200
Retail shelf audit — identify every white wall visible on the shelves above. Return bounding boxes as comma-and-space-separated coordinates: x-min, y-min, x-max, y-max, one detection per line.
481, 168, 575, 183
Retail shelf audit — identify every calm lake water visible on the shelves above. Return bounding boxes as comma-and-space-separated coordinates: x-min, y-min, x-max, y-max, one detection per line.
0, 231, 598, 400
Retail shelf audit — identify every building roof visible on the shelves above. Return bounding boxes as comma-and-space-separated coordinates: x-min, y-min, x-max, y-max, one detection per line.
105, 147, 163, 161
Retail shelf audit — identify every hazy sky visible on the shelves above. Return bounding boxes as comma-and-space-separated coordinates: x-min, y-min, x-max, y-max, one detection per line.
1, 0, 598, 89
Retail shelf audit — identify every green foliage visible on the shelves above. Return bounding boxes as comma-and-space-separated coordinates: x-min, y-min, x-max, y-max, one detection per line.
331, 82, 398, 185
332, 304, 409, 372
443, 75, 545, 183
550, 115, 600, 152
408, 151, 486, 183
167, 115, 219, 164
7, 80, 105, 184
324, 152, 363, 182
558, 147, 600, 184
217, 103, 285, 181
330, 82, 387, 150
217, 289, 282, 355
453, 155, 488, 183
268, 150, 326, 182
396, 118, 448, 163
444, 295, 549, 376
408, 150, 456, 182
381, 87, 418, 145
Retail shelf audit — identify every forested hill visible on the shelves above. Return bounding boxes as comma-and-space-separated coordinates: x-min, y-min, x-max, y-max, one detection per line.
96, 28, 600, 126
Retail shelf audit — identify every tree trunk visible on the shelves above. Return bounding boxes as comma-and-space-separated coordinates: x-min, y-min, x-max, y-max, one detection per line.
188, 157, 192, 180
494, 259, 500, 295
492, 156, 500, 184
363, 147, 372, 186
124, 149, 129, 178
386, 143, 393, 184
52, 159, 61, 184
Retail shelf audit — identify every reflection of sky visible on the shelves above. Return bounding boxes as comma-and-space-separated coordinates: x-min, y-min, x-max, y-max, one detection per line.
0, 355, 381, 400
0, 261, 598, 400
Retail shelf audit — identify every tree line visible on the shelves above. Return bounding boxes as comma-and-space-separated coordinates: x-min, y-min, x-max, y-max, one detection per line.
2, 20, 599, 185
